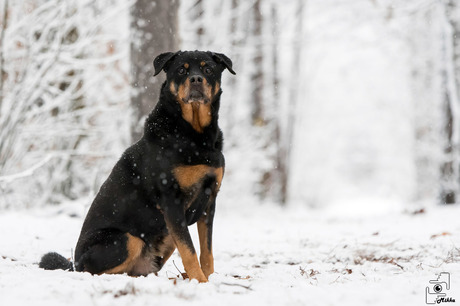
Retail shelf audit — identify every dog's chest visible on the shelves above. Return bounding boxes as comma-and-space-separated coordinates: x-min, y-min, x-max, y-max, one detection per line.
172, 165, 223, 225
173, 165, 223, 194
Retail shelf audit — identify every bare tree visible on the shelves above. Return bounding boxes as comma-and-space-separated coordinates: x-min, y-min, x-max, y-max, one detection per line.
283, 0, 305, 204
410, 3, 443, 203
225, 0, 239, 137
130, 0, 179, 142
193, 0, 205, 44
440, 0, 460, 204
0, 1, 131, 208
270, 3, 287, 204
260, 1, 287, 204
251, 0, 264, 125
0, 0, 7, 117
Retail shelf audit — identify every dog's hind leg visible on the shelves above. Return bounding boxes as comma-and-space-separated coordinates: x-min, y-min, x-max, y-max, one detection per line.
75, 232, 144, 275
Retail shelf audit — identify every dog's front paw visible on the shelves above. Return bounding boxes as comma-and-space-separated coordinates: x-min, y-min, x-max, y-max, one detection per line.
201, 266, 214, 279
189, 271, 208, 283
183, 266, 208, 283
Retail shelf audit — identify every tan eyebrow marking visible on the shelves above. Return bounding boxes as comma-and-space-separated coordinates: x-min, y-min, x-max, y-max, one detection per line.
184, 63, 189, 69
200, 61, 206, 67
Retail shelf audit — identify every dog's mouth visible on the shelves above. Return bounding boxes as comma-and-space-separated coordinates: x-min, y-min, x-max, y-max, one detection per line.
182, 84, 210, 104
188, 89, 205, 102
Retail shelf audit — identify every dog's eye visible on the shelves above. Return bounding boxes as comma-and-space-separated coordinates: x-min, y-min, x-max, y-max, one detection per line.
204, 67, 213, 75
178, 67, 186, 75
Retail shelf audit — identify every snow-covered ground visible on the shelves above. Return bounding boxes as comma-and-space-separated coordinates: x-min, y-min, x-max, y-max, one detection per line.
0, 199, 459, 306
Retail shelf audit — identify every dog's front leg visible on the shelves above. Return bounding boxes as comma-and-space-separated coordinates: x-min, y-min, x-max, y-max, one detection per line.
197, 199, 215, 278
163, 206, 207, 282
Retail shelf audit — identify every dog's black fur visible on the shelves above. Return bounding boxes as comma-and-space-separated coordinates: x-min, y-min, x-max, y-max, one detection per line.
39, 50, 235, 282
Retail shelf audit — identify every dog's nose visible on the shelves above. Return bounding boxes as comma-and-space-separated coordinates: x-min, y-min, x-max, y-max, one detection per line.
190, 75, 203, 84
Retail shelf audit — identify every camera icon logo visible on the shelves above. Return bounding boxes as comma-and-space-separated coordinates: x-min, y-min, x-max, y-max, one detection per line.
426, 272, 453, 304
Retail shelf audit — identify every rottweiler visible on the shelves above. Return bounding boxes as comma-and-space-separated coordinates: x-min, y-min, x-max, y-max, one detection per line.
39, 50, 235, 283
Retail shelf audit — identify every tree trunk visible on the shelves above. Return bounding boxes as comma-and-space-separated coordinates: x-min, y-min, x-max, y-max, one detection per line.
440, 0, 460, 204
251, 0, 264, 125
283, 0, 305, 203
130, 0, 179, 142
225, 0, 239, 138
270, 3, 287, 204
193, 0, 205, 45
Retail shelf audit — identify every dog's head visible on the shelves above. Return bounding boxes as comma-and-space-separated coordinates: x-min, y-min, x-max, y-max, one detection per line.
154, 50, 235, 105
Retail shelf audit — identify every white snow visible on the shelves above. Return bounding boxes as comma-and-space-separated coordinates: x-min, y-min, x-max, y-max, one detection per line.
1, 199, 459, 306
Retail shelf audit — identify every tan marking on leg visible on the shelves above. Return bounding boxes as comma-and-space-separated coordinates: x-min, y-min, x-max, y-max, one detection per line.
197, 220, 214, 278
103, 233, 144, 275
173, 165, 214, 189
163, 216, 207, 283
175, 239, 207, 282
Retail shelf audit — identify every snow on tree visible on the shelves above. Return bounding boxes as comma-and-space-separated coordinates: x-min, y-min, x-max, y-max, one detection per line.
0, 0, 131, 208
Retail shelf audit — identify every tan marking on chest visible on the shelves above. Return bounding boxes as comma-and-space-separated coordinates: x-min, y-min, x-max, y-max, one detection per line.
181, 102, 212, 133
188, 102, 211, 133
173, 165, 224, 190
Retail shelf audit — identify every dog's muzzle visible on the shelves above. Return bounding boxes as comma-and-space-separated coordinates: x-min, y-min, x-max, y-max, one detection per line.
185, 75, 209, 103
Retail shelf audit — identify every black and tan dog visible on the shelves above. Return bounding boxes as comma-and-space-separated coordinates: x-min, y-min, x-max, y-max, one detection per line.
39, 50, 235, 282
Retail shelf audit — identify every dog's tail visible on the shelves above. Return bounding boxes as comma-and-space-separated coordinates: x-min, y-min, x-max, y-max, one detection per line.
39, 252, 74, 271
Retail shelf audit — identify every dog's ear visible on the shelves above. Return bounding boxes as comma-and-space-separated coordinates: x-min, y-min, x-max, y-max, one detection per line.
153, 51, 178, 76
210, 52, 236, 75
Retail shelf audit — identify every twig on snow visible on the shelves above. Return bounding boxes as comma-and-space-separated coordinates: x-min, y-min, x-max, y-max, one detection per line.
221, 282, 253, 291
